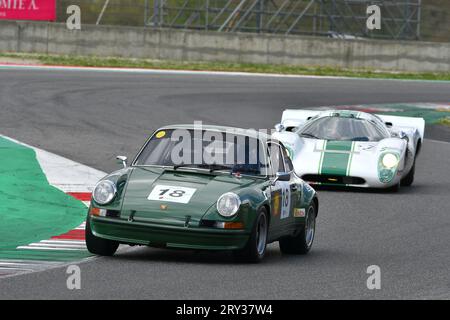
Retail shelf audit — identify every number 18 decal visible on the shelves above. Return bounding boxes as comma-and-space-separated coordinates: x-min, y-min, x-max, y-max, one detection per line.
148, 185, 197, 204
278, 181, 291, 219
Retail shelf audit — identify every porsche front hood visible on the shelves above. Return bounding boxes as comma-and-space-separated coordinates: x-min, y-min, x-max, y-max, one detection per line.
119, 167, 255, 226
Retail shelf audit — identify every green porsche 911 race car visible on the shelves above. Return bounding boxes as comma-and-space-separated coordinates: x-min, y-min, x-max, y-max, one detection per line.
86, 125, 319, 262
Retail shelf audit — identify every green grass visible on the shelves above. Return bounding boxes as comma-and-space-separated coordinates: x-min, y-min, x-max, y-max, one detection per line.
438, 117, 450, 127
2, 52, 450, 81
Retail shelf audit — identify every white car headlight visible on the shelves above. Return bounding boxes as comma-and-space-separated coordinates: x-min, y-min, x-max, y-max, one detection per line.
93, 180, 117, 205
382, 153, 399, 169
217, 192, 241, 217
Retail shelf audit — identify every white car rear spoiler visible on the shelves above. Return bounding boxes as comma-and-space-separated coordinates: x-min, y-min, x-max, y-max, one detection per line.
377, 114, 425, 141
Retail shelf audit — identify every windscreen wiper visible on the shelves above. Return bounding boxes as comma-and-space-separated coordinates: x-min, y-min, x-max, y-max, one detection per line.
198, 164, 231, 173
300, 133, 320, 139
173, 164, 230, 173
173, 164, 197, 170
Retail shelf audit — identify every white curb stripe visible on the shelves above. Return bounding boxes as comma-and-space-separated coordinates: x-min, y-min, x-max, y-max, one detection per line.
40, 240, 86, 245
16, 246, 87, 251
17, 221, 88, 252
27, 243, 87, 249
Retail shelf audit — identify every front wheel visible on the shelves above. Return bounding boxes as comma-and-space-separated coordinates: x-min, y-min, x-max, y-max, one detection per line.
279, 202, 317, 255
233, 208, 268, 263
85, 217, 119, 256
401, 161, 415, 187
386, 182, 400, 193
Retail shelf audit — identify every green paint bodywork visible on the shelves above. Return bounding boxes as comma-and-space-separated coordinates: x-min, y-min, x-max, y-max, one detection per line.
89, 129, 317, 251
90, 166, 316, 250
319, 141, 354, 176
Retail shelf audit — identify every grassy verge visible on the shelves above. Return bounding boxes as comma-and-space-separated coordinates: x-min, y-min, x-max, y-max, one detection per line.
438, 117, 450, 127
1, 52, 450, 81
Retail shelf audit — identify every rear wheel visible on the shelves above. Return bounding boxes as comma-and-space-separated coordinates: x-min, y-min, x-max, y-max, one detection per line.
279, 202, 317, 255
401, 161, 415, 187
233, 208, 268, 263
85, 217, 119, 256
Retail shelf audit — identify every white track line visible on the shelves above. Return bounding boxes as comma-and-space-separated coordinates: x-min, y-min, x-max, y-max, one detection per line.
0, 260, 66, 275
2, 63, 449, 83
0, 262, 59, 268
0, 260, 62, 266
0, 63, 355, 79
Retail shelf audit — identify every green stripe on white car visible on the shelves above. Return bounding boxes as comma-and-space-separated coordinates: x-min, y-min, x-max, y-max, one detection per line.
319, 141, 354, 176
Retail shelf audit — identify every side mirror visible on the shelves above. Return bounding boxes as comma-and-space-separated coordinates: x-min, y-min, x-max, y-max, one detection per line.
274, 123, 285, 132
398, 131, 407, 139
286, 126, 297, 132
272, 172, 290, 185
116, 156, 128, 168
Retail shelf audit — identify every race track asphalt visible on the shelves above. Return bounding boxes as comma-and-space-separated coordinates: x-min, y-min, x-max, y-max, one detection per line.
0, 68, 449, 299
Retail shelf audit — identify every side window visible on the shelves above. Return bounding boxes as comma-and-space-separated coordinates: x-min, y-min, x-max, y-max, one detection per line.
281, 145, 294, 172
369, 117, 390, 138
268, 144, 285, 175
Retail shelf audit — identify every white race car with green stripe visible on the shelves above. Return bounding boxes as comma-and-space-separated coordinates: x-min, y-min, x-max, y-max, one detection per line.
272, 109, 424, 190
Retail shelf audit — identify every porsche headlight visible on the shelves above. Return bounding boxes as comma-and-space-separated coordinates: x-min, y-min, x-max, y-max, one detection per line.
217, 192, 241, 217
382, 153, 399, 169
93, 180, 117, 205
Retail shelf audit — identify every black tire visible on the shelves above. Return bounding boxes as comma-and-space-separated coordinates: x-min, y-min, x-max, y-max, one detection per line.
279, 202, 317, 255
386, 182, 400, 193
85, 217, 119, 256
233, 207, 268, 263
401, 161, 415, 187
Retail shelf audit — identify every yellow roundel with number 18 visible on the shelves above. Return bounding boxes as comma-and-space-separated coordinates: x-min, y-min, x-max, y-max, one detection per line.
155, 131, 166, 139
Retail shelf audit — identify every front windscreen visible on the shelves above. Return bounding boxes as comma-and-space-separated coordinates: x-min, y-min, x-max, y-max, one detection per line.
134, 129, 268, 176
297, 116, 388, 141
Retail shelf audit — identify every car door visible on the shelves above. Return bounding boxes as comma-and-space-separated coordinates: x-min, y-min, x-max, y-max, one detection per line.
280, 143, 303, 230
267, 143, 294, 238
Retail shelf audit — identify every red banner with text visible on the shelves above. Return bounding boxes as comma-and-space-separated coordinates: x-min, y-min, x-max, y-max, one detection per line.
0, 0, 56, 21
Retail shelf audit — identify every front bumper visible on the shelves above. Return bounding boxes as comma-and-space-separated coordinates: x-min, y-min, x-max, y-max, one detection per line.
89, 216, 250, 250
300, 171, 402, 189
